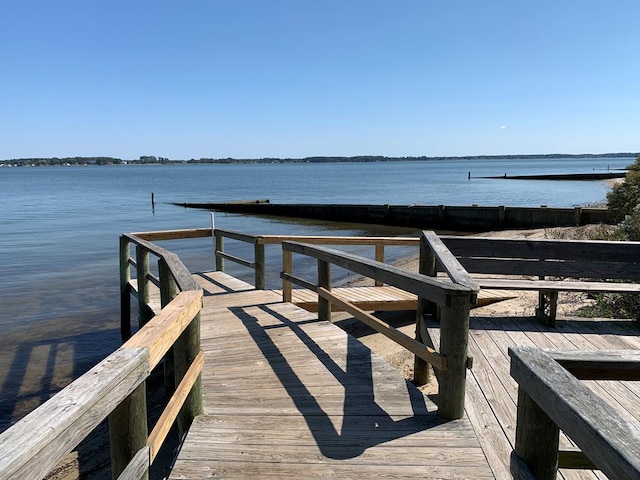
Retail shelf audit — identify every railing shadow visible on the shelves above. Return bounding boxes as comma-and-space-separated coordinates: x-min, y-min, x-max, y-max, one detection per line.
0, 327, 121, 478
0, 328, 119, 430
229, 304, 446, 460
193, 272, 254, 296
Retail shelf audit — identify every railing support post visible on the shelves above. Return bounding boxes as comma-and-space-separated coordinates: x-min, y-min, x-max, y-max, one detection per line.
514, 387, 560, 480
174, 312, 203, 437
437, 292, 472, 419
108, 383, 149, 480
374, 244, 384, 286
159, 259, 178, 396
414, 234, 437, 385
136, 246, 153, 328
283, 250, 293, 302
254, 242, 265, 289
318, 259, 331, 322
120, 236, 132, 341
215, 232, 224, 272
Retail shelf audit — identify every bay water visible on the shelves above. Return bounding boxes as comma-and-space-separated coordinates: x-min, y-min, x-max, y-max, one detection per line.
0, 156, 632, 429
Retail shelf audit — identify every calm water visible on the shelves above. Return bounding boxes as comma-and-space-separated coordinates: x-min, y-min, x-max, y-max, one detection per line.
0, 156, 632, 428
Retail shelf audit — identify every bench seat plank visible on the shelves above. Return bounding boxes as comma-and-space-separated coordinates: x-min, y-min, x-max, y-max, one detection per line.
475, 278, 640, 294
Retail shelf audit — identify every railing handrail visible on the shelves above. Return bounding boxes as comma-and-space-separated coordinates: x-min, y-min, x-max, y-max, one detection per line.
214, 228, 420, 246
122, 227, 421, 291
421, 230, 479, 291
282, 241, 473, 303
123, 233, 199, 291
214, 228, 421, 290
0, 290, 203, 480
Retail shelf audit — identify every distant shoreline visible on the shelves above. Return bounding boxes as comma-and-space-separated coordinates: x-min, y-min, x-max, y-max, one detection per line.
1, 152, 637, 167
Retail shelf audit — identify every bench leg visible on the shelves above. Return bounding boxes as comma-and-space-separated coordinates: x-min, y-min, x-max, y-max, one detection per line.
536, 290, 558, 327
513, 387, 560, 480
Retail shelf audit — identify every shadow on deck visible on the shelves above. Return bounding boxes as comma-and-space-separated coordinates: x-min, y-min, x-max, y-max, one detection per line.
169, 272, 493, 479
170, 271, 640, 480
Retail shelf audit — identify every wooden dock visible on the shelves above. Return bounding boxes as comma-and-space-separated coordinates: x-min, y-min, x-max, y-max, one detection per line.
5, 229, 639, 479
168, 271, 495, 479
172, 271, 640, 480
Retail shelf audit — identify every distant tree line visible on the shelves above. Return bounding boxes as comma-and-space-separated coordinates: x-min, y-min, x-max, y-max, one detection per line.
2, 152, 638, 167
0, 156, 124, 166
188, 152, 639, 164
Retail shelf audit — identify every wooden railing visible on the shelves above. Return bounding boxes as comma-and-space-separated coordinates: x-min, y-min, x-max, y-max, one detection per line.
121, 229, 211, 336
0, 280, 203, 479
280, 233, 478, 420
509, 347, 640, 480
213, 228, 419, 289
412, 230, 479, 418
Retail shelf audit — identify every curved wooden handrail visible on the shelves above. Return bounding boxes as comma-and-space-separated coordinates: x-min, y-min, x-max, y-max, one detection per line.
123, 233, 199, 292
0, 290, 203, 480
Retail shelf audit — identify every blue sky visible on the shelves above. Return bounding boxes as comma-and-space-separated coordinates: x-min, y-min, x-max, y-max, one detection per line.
1, 1, 638, 159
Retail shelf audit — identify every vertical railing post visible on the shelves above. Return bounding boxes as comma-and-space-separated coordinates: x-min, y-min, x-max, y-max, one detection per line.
318, 259, 331, 322
514, 387, 560, 479
374, 243, 384, 286
437, 291, 472, 419
283, 249, 293, 302
173, 311, 203, 437
108, 383, 149, 480
158, 258, 178, 306
418, 234, 438, 316
120, 236, 132, 341
254, 241, 265, 289
159, 258, 178, 396
215, 232, 224, 272
414, 233, 437, 385
136, 245, 152, 328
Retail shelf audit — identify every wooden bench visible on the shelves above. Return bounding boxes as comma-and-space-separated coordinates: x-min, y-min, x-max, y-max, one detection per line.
428, 234, 640, 325
509, 347, 640, 480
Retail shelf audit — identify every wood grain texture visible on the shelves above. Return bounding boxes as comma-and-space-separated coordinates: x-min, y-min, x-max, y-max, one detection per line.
425, 308, 640, 480
510, 347, 640, 480
124, 290, 203, 370
282, 241, 474, 305
0, 348, 149, 480
168, 271, 492, 479
422, 230, 479, 291
115, 446, 150, 480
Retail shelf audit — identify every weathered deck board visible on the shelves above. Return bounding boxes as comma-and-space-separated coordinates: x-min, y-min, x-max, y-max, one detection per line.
427, 310, 640, 480
169, 271, 639, 479
169, 272, 494, 479
287, 285, 514, 312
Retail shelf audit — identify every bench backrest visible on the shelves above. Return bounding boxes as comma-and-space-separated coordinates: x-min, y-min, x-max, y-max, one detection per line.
439, 236, 640, 281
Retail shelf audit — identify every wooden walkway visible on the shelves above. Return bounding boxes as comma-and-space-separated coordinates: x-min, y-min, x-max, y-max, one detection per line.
166, 271, 640, 479
169, 272, 494, 479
